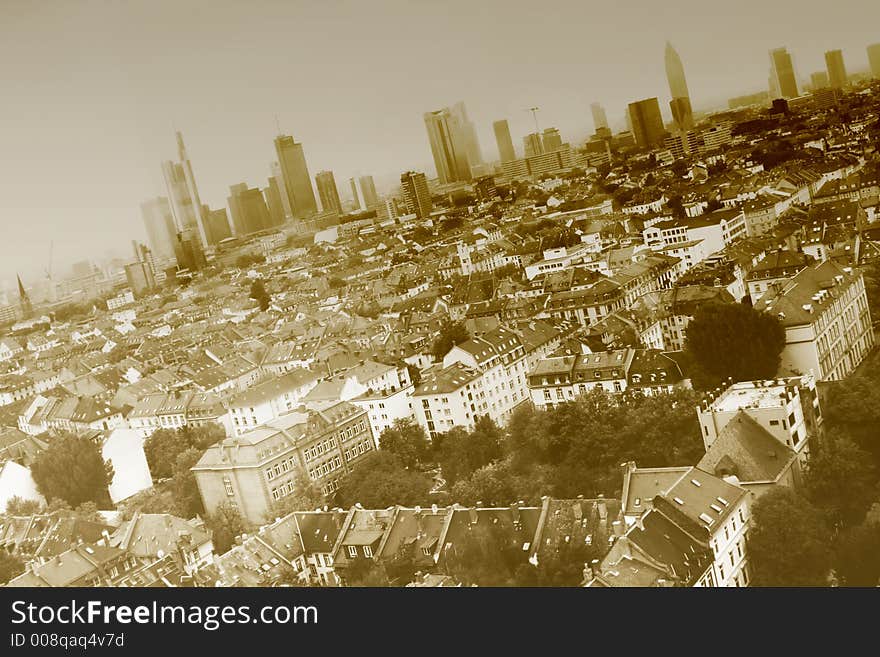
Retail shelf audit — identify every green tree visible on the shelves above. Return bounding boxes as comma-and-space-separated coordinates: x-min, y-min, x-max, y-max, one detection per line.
31, 434, 114, 508
0, 551, 25, 585
443, 518, 527, 586
206, 501, 249, 554
144, 428, 191, 479
431, 320, 470, 360
335, 452, 432, 508
343, 557, 391, 587
833, 520, 880, 586
685, 301, 785, 390
249, 278, 271, 311
748, 487, 832, 587
434, 417, 503, 486
804, 432, 877, 530
171, 448, 205, 519
4, 496, 42, 515
379, 418, 431, 469
821, 376, 880, 464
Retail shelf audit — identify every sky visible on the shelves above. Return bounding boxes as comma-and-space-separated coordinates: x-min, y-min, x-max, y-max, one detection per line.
2, 0, 879, 287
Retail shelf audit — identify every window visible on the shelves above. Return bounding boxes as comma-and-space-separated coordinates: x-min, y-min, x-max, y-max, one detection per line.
223, 477, 234, 497
363, 545, 373, 558
347, 546, 357, 558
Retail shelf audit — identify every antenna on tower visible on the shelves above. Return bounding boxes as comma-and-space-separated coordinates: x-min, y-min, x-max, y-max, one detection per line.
526, 107, 540, 133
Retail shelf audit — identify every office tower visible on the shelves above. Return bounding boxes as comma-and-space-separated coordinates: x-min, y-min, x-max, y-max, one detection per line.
825, 49, 847, 89
358, 175, 379, 209
174, 229, 206, 272
228, 183, 271, 236
17, 275, 32, 319
665, 42, 694, 130
811, 71, 829, 89
126, 242, 156, 297
161, 132, 209, 248
523, 132, 544, 157
627, 98, 666, 149
349, 177, 362, 210
270, 161, 293, 220
424, 107, 471, 184
315, 170, 342, 214
274, 134, 318, 219
769, 47, 799, 98
493, 119, 516, 163
205, 207, 232, 243
264, 178, 286, 227
140, 197, 178, 260
541, 128, 563, 152
591, 102, 609, 132
869, 43, 880, 79
449, 102, 483, 169
400, 171, 432, 219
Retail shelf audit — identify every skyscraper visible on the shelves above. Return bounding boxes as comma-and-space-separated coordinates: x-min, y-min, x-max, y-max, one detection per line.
869, 43, 880, 79
161, 132, 209, 248
228, 183, 271, 236
810, 71, 829, 89
204, 207, 232, 243
274, 134, 318, 219
493, 119, 516, 163
315, 171, 342, 214
523, 132, 543, 157
424, 107, 471, 184
541, 128, 563, 152
449, 102, 483, 169
400, 171, 432, 219
349, 178, 362, 210
591, 103, 609, 132
627, 98, 666, 149
769, 47, 799, 98
140, 197, 178, 260
358, 175, 379, 209
825, 49, 847, 89
665, 42, 694, 130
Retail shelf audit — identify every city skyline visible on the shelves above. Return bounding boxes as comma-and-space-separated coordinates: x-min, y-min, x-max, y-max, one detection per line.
3, 0, 880, 282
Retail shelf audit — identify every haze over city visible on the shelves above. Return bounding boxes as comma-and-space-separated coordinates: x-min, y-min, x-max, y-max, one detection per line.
2, 0, 879, 283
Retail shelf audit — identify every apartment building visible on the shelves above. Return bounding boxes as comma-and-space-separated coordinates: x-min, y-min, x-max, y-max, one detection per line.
192, 401, 373, 524
754, 260, 873, 381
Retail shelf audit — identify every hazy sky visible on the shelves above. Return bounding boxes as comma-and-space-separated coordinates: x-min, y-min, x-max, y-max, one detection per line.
2, 0, 879, 286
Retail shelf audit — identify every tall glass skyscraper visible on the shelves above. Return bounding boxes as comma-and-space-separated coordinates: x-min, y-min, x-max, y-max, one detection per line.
493, 119, 516, 163
315, 170, 342, 214
769, 47, 799, 99
824, 49, 847, 89
274, 134, 317, 219
665, 42, 693, 130
424, 107, 472, 184
161, 131, 209, 248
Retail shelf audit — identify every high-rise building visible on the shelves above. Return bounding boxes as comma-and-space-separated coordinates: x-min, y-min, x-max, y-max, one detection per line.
17, 275, 32, 319
493, 119, 516, 163
274, 134, 318, 219
449, 102, 482, 169
523, 132, 544, 157
769, 47, 799, 98
349, 178, 362, 210
358, 175, 379, 209
140, 197, 178, 260
665, 42, 694, 130
627, 98, 666, 149
825, 49, 847, 89
810, 71, 829, 90
173, 229, 206, 273
264, 178, 286, 227
315, 171, 342, 214
161, 132, 209, 248
400, 171, 432, 219
424, 107, 471, 184
591, 103, 609, 132
228, 183, 271, 236
868, 43, 880, 79
541, 128, 563, 152
204, 207, 232, 243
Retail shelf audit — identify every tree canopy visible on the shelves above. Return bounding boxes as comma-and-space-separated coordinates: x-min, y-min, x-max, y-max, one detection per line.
685, 301, 785, 390
206, 501, 249, 554
334, 452, 433, 509
748, 487, 832, 587
31, 434, 114, 508
378, 418, 431, 469
431, 320, 470, 361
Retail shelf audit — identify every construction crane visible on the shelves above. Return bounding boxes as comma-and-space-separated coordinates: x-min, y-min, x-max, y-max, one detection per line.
526, 107, 540, 134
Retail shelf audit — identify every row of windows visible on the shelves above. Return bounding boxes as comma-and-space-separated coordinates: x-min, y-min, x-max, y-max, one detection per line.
343, 439, 372, 462
265, 456, 296, 481
304, 438, 337, 462
309, 456, 342, 480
